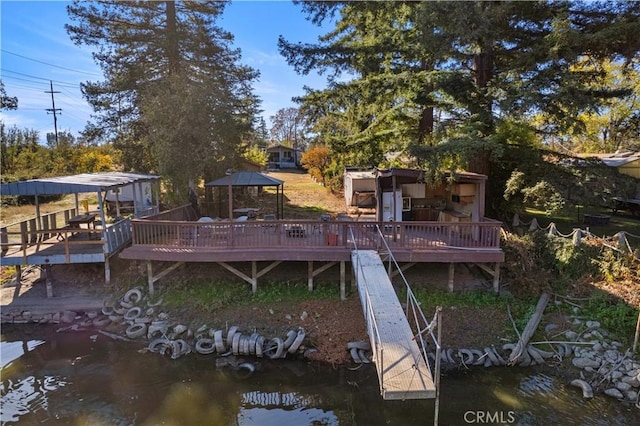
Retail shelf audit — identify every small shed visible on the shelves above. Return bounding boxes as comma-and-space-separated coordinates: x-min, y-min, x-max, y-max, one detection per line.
205, 171, 284, 219
601, 151, 640, 179
344, 167, 376, 208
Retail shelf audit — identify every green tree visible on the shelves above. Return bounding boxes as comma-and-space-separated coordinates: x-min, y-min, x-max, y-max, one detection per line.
0, 81, 18, 111
66, 0, 260, 198
280, 1, 640, 214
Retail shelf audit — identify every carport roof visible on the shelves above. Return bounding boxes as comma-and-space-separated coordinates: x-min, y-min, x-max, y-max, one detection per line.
0, 172, 160, 196
205, 171, 283, 187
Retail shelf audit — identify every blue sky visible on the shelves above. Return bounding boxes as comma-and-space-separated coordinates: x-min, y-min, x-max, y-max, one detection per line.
0, 0, 331, 143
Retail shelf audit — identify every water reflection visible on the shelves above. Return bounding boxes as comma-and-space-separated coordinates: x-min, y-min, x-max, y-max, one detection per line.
1, 324, 637, 425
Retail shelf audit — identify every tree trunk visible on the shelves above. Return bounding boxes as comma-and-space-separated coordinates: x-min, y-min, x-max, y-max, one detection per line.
165, 1, 179, 75
508, 293, 550, 365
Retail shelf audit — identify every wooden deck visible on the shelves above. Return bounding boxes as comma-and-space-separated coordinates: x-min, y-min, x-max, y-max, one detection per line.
353, 250, 435, 400
120, 217, 504, 295
121, 219, 505, 264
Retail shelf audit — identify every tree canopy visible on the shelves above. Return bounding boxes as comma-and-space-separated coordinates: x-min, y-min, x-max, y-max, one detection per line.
279, 1, 640, 168
279, 0, 640, 213
66, 0, 260, 197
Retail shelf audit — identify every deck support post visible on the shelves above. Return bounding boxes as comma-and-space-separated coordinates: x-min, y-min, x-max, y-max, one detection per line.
218, 261, 282, 293
447, 263, 455, 292
251, 261, 257, 293
45, 264, 53, 298
307, 261, 338, 293
475, 262, 502, 294
147, 261, 184, 295
340, 261, 346, 300
147, 261, 154, 294
104, 255, 111, 287
12, 265, 22, 299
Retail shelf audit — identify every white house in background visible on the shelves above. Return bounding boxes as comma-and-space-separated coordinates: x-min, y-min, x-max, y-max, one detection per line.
266, 144, 302, 169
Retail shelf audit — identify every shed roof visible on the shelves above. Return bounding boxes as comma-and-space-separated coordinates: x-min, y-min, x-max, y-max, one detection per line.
205, 171, 283, 187
0, 172, 160, 196
601, 152, 640, 168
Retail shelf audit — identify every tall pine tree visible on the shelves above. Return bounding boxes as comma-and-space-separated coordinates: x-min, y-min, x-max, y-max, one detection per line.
66, 0, 260, 196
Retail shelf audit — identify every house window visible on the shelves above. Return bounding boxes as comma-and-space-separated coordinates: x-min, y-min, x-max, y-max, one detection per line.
283, 151, 293, 162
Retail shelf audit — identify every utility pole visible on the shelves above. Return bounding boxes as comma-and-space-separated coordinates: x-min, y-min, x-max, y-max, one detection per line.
45, 80, 61, 146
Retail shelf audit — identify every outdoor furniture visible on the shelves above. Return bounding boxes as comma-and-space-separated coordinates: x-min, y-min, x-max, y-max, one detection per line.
68, 213, 96, 229
286, 225, 305, 238
67, 213, 98, 239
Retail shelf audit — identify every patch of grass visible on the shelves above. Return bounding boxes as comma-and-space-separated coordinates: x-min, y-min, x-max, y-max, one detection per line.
411, 288, 504, 309
161, 279, 247, 313
160, 278, 340, 313
523, 205, 640, 250
579, 291, 637, 344
0, 266, 17, 284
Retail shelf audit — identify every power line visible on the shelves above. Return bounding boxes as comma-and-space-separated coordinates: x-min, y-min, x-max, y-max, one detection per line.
1, 69, 79, 88
1, 49, 102, 77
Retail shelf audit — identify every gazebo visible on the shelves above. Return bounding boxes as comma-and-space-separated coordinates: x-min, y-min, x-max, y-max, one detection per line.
205, 171, 284, 219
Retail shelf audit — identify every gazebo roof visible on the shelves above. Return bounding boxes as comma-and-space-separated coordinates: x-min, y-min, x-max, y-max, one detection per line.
205, 171, 283, 187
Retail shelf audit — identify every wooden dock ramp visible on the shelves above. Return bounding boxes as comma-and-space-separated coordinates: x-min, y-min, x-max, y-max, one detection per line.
352, 250, 436, 400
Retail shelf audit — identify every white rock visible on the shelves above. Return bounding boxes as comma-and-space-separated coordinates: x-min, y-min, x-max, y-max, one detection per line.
620, 376, 640, 388
604, 388, 623, 399
611, 371, 624, 380
61, 311, 76, 323
590, 330, 604, 340
605, 350, 619, 361
616, 382, 632, 392
591, 343, 603, 352
300, 311, 308, 321
586, 320, 601, 329
627, 368, 639, 377
626, 390, 638, 402
565, 331, 578, 341
573, 357, 601, 369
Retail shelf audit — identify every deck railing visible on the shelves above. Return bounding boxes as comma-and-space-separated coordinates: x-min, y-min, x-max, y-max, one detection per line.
0, 208, 133, 259
129, 217, 503, 251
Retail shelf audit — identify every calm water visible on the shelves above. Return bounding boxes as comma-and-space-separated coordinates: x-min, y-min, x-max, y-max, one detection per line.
1, 325, 637, 425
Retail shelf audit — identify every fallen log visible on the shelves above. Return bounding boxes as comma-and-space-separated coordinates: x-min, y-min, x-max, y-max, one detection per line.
508, 292, 550, 366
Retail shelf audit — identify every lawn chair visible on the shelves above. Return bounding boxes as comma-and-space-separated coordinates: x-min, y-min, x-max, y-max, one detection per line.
261, 214, 277, 233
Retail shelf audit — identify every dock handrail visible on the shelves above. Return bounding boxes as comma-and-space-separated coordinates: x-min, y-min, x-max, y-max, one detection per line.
348, 226, 385, 395
367, 224, 443, 425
